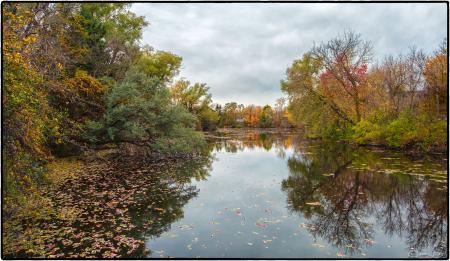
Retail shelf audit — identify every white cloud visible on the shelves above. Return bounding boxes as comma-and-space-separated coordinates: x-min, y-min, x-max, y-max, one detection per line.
131, 3, 447, 106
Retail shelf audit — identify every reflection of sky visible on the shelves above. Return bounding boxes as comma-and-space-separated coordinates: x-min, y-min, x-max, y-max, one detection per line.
145, 142, 445, 258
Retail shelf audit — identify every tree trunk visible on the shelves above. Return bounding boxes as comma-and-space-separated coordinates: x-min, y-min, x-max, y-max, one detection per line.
354, 94, 361, 122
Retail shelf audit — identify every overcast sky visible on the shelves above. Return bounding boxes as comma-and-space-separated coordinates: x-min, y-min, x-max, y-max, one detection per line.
130, 3, 447, 106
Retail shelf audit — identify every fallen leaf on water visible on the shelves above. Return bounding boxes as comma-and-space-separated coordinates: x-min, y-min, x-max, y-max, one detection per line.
256, 222, 267, 228
364, 239, 376, 244
306, 201, 321, 206
336, 251, 345, 257
178, 224, 194, 230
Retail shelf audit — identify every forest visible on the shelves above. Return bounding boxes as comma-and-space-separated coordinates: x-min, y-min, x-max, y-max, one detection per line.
2, 2, 448, 259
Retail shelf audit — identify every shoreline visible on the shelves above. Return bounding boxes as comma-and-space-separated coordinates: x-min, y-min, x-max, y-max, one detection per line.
208, 127, 448, 158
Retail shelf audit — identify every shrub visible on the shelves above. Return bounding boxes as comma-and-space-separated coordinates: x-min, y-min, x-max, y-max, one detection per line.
384, 113, 418, 147
351, 119, 382, 144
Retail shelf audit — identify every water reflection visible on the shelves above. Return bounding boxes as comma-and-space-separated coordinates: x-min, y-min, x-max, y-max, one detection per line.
211, 131, 447, 257
124, 152, 215, 256
42, 150, 216, 258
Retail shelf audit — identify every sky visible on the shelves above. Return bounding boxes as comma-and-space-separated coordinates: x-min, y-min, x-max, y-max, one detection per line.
130, 3, 447, 106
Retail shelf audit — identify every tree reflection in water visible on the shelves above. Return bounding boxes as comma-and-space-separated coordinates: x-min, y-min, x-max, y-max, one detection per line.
113, 147, 215, 257
279, 137, 448, 258
212, 130, 447, 257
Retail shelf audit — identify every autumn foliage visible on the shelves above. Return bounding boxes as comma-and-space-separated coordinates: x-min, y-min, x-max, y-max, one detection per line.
282, 31, 447, 151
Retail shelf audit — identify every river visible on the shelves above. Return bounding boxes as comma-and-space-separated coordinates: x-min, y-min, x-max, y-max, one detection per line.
141, 130, 448, 258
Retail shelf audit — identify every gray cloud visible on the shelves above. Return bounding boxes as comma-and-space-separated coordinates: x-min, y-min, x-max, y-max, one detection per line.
130, 3, 446, 106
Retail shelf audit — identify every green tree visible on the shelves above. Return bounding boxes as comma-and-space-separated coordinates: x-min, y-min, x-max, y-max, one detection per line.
134, 49, 182, 84
170, 79, 219, 130
86, 64, 205, 154
79, 3, 148, 80
259, 105, 274, 128
223, 102, 239, 127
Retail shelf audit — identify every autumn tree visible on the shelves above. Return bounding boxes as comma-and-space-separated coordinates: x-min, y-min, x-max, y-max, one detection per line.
312, 31, 373, 122
281, 52, 353, 137
423, 39, 448, 118
3, 3, 52, 193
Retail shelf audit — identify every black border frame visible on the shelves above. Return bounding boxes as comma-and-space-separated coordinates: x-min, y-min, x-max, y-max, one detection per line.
1, 1, 449, 260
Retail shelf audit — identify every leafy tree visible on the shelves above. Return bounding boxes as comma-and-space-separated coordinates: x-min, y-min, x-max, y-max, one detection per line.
86, 66, 205, 154
3, 3, 53, 194
197, 106, 220, 131
281, 52, 352, 136
312, 31, 373, 122
223, 102, 239, 127
134, 49, 182, 84
423, 39, 448, 118
259, 105, 274, 128
170, 79, 219, 130
79, 3, 148, 80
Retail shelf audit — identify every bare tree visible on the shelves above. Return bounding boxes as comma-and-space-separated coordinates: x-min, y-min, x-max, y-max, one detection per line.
405, 46, 426, 110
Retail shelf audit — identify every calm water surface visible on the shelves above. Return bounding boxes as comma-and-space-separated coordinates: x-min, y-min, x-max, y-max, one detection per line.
142, 131, 447, 258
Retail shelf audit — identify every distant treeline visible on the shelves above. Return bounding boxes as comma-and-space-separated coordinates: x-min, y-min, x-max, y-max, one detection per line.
207, 99, 294, 130
281, 31, 447, 152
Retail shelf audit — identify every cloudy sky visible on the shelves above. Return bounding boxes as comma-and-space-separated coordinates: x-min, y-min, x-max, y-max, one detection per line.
130, 3, 447, 106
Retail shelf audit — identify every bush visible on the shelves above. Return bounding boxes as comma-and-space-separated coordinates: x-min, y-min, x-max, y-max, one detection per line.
384, 112, 418, 147
351, 119, 382, 144
415, 117, 447, 150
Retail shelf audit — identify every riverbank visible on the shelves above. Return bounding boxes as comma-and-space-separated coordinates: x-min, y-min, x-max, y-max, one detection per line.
209, 127, 447, 157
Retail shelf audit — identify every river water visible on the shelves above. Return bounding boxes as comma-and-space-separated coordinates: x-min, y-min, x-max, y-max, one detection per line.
143, 130, 448, 258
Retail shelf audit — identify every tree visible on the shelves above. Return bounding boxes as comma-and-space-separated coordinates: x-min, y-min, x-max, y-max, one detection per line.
274, 98, 286, 127
3, 3, 53, 193
79, 3, 148, 80
312, 31, 373, 122
134, 49, 182, 84
87, 68, 205, 154
423, 39, 448, 118
259, 105, 274, 128
171, 80, 211, 112
223, 102, 239, 127
376, 55, 408, 115
170, 79, 219, 130
405, 47, 426, 110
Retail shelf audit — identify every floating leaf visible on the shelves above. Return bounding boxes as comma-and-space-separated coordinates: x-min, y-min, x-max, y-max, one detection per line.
336, 251, 345, 257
